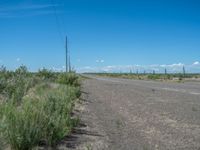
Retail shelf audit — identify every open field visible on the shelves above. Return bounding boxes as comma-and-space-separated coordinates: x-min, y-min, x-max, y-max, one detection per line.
80, 74, 200, 150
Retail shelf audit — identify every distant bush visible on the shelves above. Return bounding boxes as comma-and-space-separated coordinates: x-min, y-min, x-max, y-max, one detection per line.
0, 66, 13, 80
0, 66, 42, 104
57, 72, 80, 87
147, 74, 161, 80
166, 74, 171, 80
15, 65, 28, 76
37, 68, 55, 80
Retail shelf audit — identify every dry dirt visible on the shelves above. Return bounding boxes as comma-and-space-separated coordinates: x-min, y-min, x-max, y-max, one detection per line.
57, 76, 200, 150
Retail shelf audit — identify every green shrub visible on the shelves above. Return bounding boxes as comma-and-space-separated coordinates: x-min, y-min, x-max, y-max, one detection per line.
43, 91, 72, 145
0, 83, 80, 149
1, 99, 45, 150
57, 73, 80, 87
41, 85, 80, 145
37, 68, 55, 81
4, 77, 30, 104
1, 75, 39, 104
15, 65, 28, 76
0, 137, 5, 150
147, 74, 160, 80
35, 85, 79, 145
0, 78, 7, 94
0, 66, 81, 149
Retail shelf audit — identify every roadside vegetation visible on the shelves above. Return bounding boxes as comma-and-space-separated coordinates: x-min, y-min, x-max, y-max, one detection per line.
0, 65, 81, 150
88, 73, 200, 82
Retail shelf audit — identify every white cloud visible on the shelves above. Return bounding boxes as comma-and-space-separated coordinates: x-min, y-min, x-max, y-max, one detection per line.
96, 59, 104, 63
193, 61, 200, 65
16, 58, 20, 62
160, 64, 167, 67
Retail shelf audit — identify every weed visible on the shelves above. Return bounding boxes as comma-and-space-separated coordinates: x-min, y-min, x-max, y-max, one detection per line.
116, 119, 123, 128
85, 144, 92, 150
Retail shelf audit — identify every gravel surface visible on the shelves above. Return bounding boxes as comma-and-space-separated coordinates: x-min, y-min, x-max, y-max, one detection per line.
76, 75, 200, 150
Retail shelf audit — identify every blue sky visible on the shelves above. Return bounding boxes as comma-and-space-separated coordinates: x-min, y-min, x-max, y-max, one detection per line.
0, 0, 200, 73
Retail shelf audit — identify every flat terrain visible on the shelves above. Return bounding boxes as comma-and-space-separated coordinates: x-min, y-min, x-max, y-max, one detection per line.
79, 75, 200, 150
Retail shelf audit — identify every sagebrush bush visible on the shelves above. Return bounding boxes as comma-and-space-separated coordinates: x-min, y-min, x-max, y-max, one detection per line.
0, 69, 39, 104
1, 98, 46, 150
45, 85, 79, 145
0, 138, 5, 150
147, 74, 162, 80
15, 65, 28, 76
0, 83, 80, 149
35, 84, 79, 145
0, 78, 7, 94
37, 68, 56, 81
57, 72, 80, 87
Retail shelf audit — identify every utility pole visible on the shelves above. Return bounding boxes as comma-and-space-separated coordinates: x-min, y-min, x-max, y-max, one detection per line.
183, 66, 186, 77
130, 69, 132, 74
69, 55, 71, 72
65, 36, 68, 73
165, 68, 167, 75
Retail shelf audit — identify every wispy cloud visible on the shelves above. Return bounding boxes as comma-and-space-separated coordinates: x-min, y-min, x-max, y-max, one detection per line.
0, 3, 59, 18
0, 4, 56, 12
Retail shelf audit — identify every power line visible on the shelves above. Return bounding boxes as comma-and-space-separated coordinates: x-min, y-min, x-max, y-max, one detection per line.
58, 0, 67, 35
50, 0, 65, 44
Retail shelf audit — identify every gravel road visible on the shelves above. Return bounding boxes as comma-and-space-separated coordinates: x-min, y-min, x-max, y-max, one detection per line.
78, 75, 200, 150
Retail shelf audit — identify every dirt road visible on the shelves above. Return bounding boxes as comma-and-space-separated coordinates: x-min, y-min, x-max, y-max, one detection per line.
74, 75, 200, 150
